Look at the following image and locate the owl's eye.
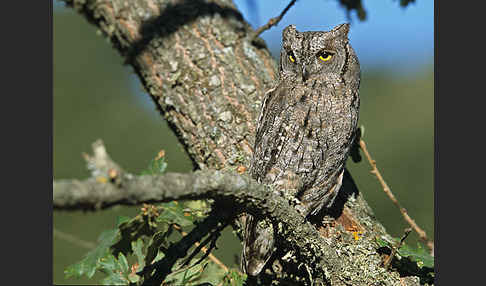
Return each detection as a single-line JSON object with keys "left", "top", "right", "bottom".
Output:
{"left": 317, "top": 51, "right": 333, "bottom": 62}
{"left": 288, "top": 51, "right": 296, "bottom": 63}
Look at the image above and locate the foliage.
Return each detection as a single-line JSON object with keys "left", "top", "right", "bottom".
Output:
{"left": 64, "top": 216, "right": 130, "bottom": 280}
{"left": 222, "top": 269, "right": 248, "bottom": 286}
{"left": 338, "top": 0, "right": 367, "bottom": 21}
{"left": 376, "top": 236, "right": 434, "bottom": 284}
{"left": 140, "top": 150, "right": 168, "bottom": 176}
{"left": 65, "top": 153, "right": 246, "bottom": 285}
{"left": 376, "top": 237, "right": 433, "bottom": 269}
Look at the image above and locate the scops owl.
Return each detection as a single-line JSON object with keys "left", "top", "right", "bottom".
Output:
{"left": 243, "top": 23, "right": 360, "bottom": 276}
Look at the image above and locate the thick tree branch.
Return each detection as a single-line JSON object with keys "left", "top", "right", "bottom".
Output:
{"left": 53, "top": 167, "right": 396, "bottom": 285}
{"left": 54, "top": 141, "right": 420, "bottom": 285}
{"left": 54, "top": 168, "right": 268, "bottom": 211}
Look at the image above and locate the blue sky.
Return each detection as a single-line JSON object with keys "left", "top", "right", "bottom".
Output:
{"left": 55, "top": 0, "right": 433, "bottom": 114}
{"left": 233, "top": 0, "right": 433, "bottom": 74}
{"left": 54, "top": 0, "right": 433, "bottom": 73}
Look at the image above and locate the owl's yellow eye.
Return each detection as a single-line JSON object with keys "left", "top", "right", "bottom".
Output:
{"left": 287, "top": 50, "right": 296, "bottom": 63}
{"left": 318, "top": 51, "right": 333, "bottom": 62}
{"left": 320, "top": 54, "right": 331, "bottom": 61}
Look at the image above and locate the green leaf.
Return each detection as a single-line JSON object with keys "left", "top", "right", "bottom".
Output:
{"left": 98, "top": 229, "right": 120, "bottom": 245}
{"left": 117, "top": 252, "right": 129, "bottom": 273}
{"left": 141, "top": 152, "right": 168, "bottom": 175}
{"left": 128, "top": 273, "right": 140, "bottom": 283}
{"left": 65, "top": 215, "right": 150, "bottom": 281}
{"left": 153, "top": 250, "right": 165, "bottom": 263}
{"left": 116, "top": 215, "right": 131, "bottom": 227}
{"left": 131, "top": 239, "right": 146, "bottom": 271}
{"left": 64, "top": 259, "right": 89, "bottom": 279}
{"left": 111, "top": 213, "right": 158, "bottom": 256}
{"left": 222, "top": 269, "right": 247, "bottom": 286}
{"left": 64, "top": 229, "right": 119, "bottom": 279}
{"left": 102, "top": 272, "right": 129, "bottom": 285}
{"left": 397, "top": 243, "right": 434, "bottom": 269}
{"left": 145, "top": 230, "right": 169, "bottom": 266}
{"left": 375, "top": 237, "right": 434, "bottom": 269}
{"left": 98, "top": 253, "right": 132, "bottom": 285}
{"left": 98, "top": 254, "right": 117, "bottom": 273}
{"left": 359, "top": 125, "right": 365, "bottom": 138}
{"left": 183, "top": 260, "right": 232, "bottom": 286}
{"left": 165, "top": 263, "right": 207, "bottom": 285}
{"left": 375, "top": 237, "right": 391, "bottom": 248}
{"left": 157, "top": 201, "right": 194, "bottom": 227}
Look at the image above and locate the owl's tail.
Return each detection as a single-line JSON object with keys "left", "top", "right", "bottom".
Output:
{"left": 242, "top": 214, "right": 275, "bottom": 276}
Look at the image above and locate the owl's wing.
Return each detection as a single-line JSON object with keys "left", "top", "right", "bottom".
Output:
{"left": 255, "top": 86, "right": 277, "bottom": 147}
{"left": 242, "top": 215, "right": 275, "bottom": 276}
{"left": 251, "top": 84, "right": 315, "bottom": 184}
{"left": 301, "top": 168, "right": 344, "bottom": 215}
{"left": 298, "top": 86, "right": 360, "bottom": 215}
{"left": 251, "top": 85, "right": 290, "bottom": 181}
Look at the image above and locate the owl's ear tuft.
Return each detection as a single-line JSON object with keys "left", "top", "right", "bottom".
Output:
{"left": 331, "top": 23, "right": 350, "bottom": 38}
{"left": 283, "top": 25, "right": 297, "bottom": 39}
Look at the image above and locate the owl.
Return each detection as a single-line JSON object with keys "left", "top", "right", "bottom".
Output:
{"left": 242, "top": 23, "right": 360, "bottom": 276}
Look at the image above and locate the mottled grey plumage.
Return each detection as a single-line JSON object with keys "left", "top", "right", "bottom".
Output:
{"left": 242, "top": 23, "right": 361, "bottom": 276}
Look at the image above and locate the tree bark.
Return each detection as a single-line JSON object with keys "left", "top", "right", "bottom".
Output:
{"left": 57, "top": 0, "right": 429, "bottom": 285}
{"left": 67, "top": 0, "right": 276, "bottom": 170}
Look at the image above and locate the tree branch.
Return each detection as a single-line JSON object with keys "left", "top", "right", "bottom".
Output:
{"left": 54, "top": 168, "right": 269, "bottom": 211}
{"left": 54, "top": 140, "right": 421, "bottom": 285}
{"left": 54, "top": 168, "right": 377, "bottom": 285}
{"left": 251, "top": 0, "right": 297, "bottom": 42}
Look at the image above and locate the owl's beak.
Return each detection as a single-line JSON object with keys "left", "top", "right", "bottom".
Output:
{"left": 302, "top": 64, "right": 310, "bottom": 82}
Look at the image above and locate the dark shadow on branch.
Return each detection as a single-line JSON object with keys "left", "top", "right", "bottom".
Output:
{"left": 330, "top": 167, "right": 360, "bottom": 217}
{"left": 376, "top": 246, "right": 434, "bottom": 285}
{"left": 63, "top": 0, "right": 248, "bottom": 64}
{"left": 123, "top": 0, "right": 246, "bottom": 64}
{"left": 308, "top": 167, "right": 360, "bottom": 226}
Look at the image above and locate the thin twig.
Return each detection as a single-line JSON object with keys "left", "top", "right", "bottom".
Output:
{"left": 173, "top": 224, "right": 229, "bottom": 273}
{"left": 165, "top": 260, "right": 202, "bottom": 278}
{"left": 251, "top": 0, "right": 297, "bottom": 42}
{"left": 53, "top": 227, "right": 96, "bottom": 250}
{"left": 383, "top": 227, "right": 412, "bottom": 269}
{"left": 175, "top": 222, "right": 246, "bottom": 286}
{"left": 140, "top": 208, "right": 234, "bottom": 286}
{"left": 359, "top": 139, "right": 434, "bottom": 255}
{"left": 398, "top": 228, "right": 412, "bottom": 249}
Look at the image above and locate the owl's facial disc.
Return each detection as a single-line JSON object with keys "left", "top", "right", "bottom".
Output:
{"left": 280, "top": 24, "right": 351, "bottom": 82}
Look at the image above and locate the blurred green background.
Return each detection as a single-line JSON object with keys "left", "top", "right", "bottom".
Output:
{"left": 53, "top": 3, "right": 433, "bottom": 285}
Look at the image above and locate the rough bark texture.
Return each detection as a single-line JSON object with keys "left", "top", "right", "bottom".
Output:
{"left": 68, "top": 0, "right": 276, "bottom": 170}
{"left": 58, "top": 0, "right": 430, "bottom": 285}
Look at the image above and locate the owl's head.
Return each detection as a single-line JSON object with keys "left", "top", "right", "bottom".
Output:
{"left": 279, "top": 23, "right": 357, "bottom": 83}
